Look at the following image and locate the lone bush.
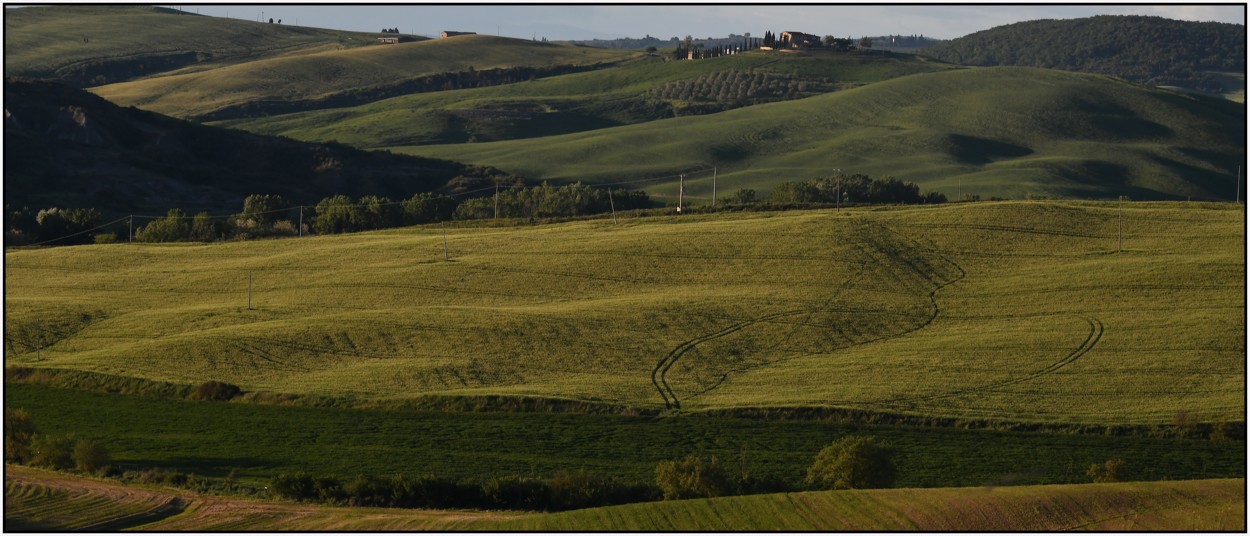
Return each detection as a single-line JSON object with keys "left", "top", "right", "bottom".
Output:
{"left": 271, "top": 471, "right": 318, "bottom": 501}
{"left": 73, "top": 439, "right": 111, "bottom": 474}
{"left": 805, "top": 435, "right": 896, "bottom": 490}
{"left": 1087, "top": 458, "right": 1125, "bottom": 483}
{"left": 655, "top": 455, "right": 732, "bottom": 500}
{"left": 30, "top": 435, "right": 77, "bottom": 470}
{"left": 481, "top": 475, "right": 550, "bottom": 510}
{"left": 195, "top": 380, "right": 242, "bottom": 401}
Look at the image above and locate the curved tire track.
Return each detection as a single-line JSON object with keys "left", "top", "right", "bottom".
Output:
{"left": 876, "top": 314, "right": 1104, "bottom": 406}
{"left": 651, "top": 218, "right": 966, "bottom": 409}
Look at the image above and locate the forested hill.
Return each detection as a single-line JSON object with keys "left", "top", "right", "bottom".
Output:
{"left": 922, "top": 15, "right": 1245, "bottom": 95}
{"left": 2, "top": 78, "right": 471, "bottom": 217}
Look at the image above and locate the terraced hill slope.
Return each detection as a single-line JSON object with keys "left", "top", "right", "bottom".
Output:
{"left": 4, "top": 5, "right": 385, "bottom": 87}
{"left": 5, "top": 202, "right": 1242, "bottom": 425}
{"left": 5, "top": 466, "right": 1243, "bottom": 531}
{"left": 90, "top": 35, "right": 641, "bottom": 121}
{"left": 395, "top": 67, "right": 1245, "bottom": 201}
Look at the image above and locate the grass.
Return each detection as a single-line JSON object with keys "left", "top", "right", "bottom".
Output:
{"left": 504, "top": 478, "right": 1245, "bottom": 531}
{"left": 6, "top": 201, "right": 1243, "bottom": 425}
{"left": 90, "top": 34, "right": 640, "bottom": 120}
{"left": 4, "top": 5, "right": 382, "bottom": 85}
{"left": 392, "top": 67, "right": 1245, "bottom": 201}
{"left": 8, "top": 381, "right": 1243, "bottom": 490}
{"left": 212, "top": 50, "right": 957, "bottom": 147}
{"left": 5, "top": 466, "right": 1243, "bottom": 531}
{"left": 4, "top": 471, "right": 184, "bottom": 531}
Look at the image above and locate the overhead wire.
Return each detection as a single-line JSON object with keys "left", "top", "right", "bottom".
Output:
{"left": 20, "top": 169, "right": 720, "bottom": 245}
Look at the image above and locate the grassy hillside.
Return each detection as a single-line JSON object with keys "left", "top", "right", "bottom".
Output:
{"left": 5, "top": 466, "right": 1243, "bottom": 531}
{"left": 393, "top": 67, "right": 1245, "bottom": 201}
{"left": 216, "top": 50, "right": 957, "bottom": 147}
{"left": 4, "top": 5, "right": 384, "bottom": 87}
{"left": 90, "top": 35, "right": 640, "bottom": 121}
{"left": 5, "top": 202, "right": 1243, "bottom": 425}
{"left": 921, "top": 15, "right": 1246, "bottom": 98}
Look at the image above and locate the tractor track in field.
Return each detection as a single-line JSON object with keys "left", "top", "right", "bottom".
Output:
{"left": 651, "top": 218, "right": 966, "bottom": 410}
{"left": 875, "top": 314, "right": 1104, "bottom": 406}
{"left": 683, "top": 221, "right": 970, "bottom": 403}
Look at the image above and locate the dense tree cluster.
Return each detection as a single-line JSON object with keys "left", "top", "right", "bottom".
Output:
{"left": 770, "top": 173, "right": 946, "bottom": 205}
{"left": 5, "top": 408, "right": 111, "bottom": 475}
{"left": 453, "top": 182, "right": 649, "bottom": 221}
{"left": 4, "top": 206, "right": 101, "bottom": 245}
{"left": 921, "top": 15, "right": 1245, "bottom": 93}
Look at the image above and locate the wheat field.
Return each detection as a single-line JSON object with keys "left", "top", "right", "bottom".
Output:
{"left": 5, "top": 201, "right": 1243, "bottom": 425}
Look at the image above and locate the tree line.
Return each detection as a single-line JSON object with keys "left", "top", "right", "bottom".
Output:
{"left": 6, "top": 173, "right": 947, "bottom": 246}
{"left": 4, "top": 182, "right": 653, "bottom": 245}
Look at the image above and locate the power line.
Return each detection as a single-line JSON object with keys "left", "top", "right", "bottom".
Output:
{"left": 24, "top": 216, "right": 130, "bottom": 247}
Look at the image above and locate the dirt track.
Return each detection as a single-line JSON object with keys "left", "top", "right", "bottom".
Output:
{"left": 5, "top": 465, "right": 524, "bottom": 531}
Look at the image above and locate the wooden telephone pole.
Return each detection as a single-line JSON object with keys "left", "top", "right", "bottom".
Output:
{"left": 678, "top": 174, "right": 685, "bottom": 213}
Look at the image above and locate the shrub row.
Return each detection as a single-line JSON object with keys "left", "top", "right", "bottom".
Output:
{"left": 269, "top": 470, "right": 657, "bottom": 511}
{"left": 5, "top": 408, "right": 111, "bottom": 475}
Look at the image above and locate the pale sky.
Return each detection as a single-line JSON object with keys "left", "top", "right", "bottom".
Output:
{"left": 178, "top": 3, "right": 1246, "bottom": 41}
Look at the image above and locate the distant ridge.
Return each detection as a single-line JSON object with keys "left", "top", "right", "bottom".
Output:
{"left": 3, "top": 78, "right": 469, "bottom": 216}
{"left": 922, "top": 15, "right": 1245, "bottom": 97}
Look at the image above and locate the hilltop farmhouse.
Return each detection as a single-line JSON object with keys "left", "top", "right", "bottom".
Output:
{"left": 778, "top": 31, "right": 822, "bottom": 48}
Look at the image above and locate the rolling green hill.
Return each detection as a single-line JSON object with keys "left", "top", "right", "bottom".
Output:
{"left": 3, "top": 5, "right": 386, "bottom": 87}
{"left": 215, "top": 50, "right": 958, "bottom": 147}
{"left": 5, "top": 466, "right": 1243, "bottom": 531}
{"left": 393, "top": 67, "right": 1245, "bottom": 201}
{"left": 5, "top": 202, "right": 1243, "bottom": 425}
{"left": 921, "top": 15, "right": 1246, "bottom": 99}
{"left": 90, "top": 34, "right": 641, "bottom": 121}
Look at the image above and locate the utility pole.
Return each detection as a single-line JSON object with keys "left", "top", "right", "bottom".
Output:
{"left": 608, "top": 188, "right": 618, "bottom": 224}
{"left": 1118, "top": 202, "right": 1123, "bottom": 252}
{"left": 494, "top": 182, "right": 499, "bottom": 219}
{"left": 834, "top": 169, "right": 842, "bottom": 212}
{"left": 128, "top": 215, "right": 133, "bottom": 243}
{"left": 678, "top": 174, "right": 685, "bottom": 213}
{"left": 298, "top": 207, "right": 303, "bottom": 237}
{"left": 248, "top": 271, "right": 253, "bottom": 309}
{"left": 441, "top": 221, "right": 450, "bottom": 261}
{"left": 712, "top": 167, "right": 718, "bottom": 208}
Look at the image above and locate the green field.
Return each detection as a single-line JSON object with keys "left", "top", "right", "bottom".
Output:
{"left": 6, "top": 202, "right": 1244, "bottom": 425}
{"left": 8, "top": 381, "right": 1242, "bottom": 490}
{"left": 4, "top": 5, "right": 382, "bottom": 86}
{"left": 5, "top": 466, "right": 1243, "bottom": 531}
{"left": 393, "top": 67, "right": 1245, "bottom": 201}
{"left": 212, "top": 50, "right": 957, "bottom": 147}
{"left": 90, "top": 35, "right": 639, "bottom": 120}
